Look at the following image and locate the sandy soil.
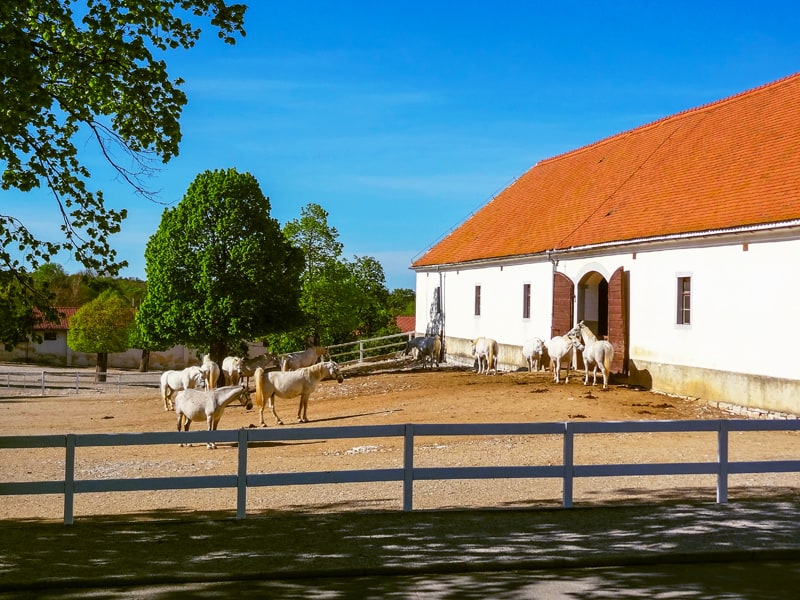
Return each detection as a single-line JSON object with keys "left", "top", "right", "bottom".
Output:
{"left": 1, "top": 360, "right": 798, "bottom": 521}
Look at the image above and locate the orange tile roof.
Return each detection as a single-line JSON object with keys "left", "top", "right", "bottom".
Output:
{"left": 413, "top": 73, "right": 800, "bottom": 268}
{"left": 395, "top": 315, "right": 416, "bottom": 333}
{"left": 33, "top": 307, "right": 78, "bottom": 330}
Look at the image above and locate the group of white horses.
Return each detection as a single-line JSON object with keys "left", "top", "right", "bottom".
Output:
{"left": 160, "top": 345, "right": 343, "bottom": 448}
{"left": 473, "top": 321, "right": 614, "bottom": 389}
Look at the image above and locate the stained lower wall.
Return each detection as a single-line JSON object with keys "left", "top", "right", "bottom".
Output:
{"left": 441, "top": 335, "right": 800, "bottom": 417}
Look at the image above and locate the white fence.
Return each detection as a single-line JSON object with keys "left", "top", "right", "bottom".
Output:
{"left": 2, "top": 419, "right": 798, "bottom": 524}
{"left": 0, "top": 368, "right": 161, "bottom": 395}
{"left": 327, "top": 332, "right": 413, "bottom": 364}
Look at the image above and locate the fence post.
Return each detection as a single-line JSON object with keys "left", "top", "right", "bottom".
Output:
{"left": 64, "top": 434, "right": 76, "bottom": 525}
{"left": 75, "top": 373, "right": 80, "bottom": 394}
{"left": 237, "top": 428, "right": 248, "bottom": 519}
{"left": 41, "top": 371, "right": 45, "bottom": 395}
{"left": 717, "top": 420, "right": 729, "bottom": 504}
{"left": 359, "top": 341, "right": 365, "bottom": 362}
{"left": 563, "top": 422, "right": 575, "bottom": 508}
{"left": 402, "top": 424, "right": 414, "bottom": 511}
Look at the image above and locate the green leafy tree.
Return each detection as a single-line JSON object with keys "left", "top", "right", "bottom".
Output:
{"left": 388, "top": 288, "right": 416, "bottom": 317}
{"left": 136, "top": 168, "right": 304, "bottom": 369}
{"left": 269, "top": 203, "right": 392, "bottom": 353}
{"left": 67, "top": 289, "right": 134, "bottom": 381}
{"left": 0, "top": 1, "right": 246, "bottom": 342}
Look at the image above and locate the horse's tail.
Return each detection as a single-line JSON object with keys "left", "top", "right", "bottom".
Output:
{"left": 488, "top": 340, "right": 496, "bottom": 373}
{"left": 254, "top": 367, "right": 265, "bottom": 407}
{"left": 603, "top": 343, "right": 614, "bottom": 374}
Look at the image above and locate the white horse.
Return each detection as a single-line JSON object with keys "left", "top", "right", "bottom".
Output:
{"left": 522, "top": 337, "right": 545, "bottom": 372}
{"left": 471, "top": 337, "right": 498, "bottom": 375}
{"left": 280, "top": 346, "right": 329, "bottom": 371}
{"left": 575, "top": 320, "right": 615, "bottom": 389}
{"left": 174, "top": 385, "right": 252, "bottom": 449}
{"left": 544, "top": 332, "right": 580, "bottom": 384}
{"left": 254, "top": 360, "right": 343, "bottom": 426}
{"left": 238, "top": 353, "right": 280, "bottom": 388}
{"left": 200, "top": 354, "right": 220, "bottom": 390}
{"left": 221, "top": 356, "right": 242, "bottom": 386}
{"left": 159, "top": 366, "right": 205, "bottom": 411}
{"left": 403, "top": 335, "right": 441, "bottom": 369}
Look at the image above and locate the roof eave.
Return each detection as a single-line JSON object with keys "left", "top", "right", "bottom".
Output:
{"left": 410, "top": 220, "right": 800, "bottom": 272}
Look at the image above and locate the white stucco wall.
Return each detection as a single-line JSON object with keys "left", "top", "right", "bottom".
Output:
{"left": 414, "top": 235, "right": 800, "bottom": 413}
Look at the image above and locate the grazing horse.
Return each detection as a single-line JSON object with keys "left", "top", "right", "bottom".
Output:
{"left": 403, "top": 335, "right": 441, "bottom": 369}
{"left": 575, "top": 320, "right": 615, "bottom": 389}
{"left": 254, "top": 360, "right": 343, "bottom": 426}
{"left": 221, "top": 356, "right": 243, "bottom": 386}
{"left": 471, "top": 337, "right": 498, "bottom": 375}
{"left": 174, "top": 385, "right": 252, "bottom": 449}
{"left": 200, "top": 354, "right": 220, "bottom": 389}
{"left": 522, "top": 338, "right": 545, "bottom": 372}
{"left": 159, "top": 366, "right": 205, "bottom": 411}
{"left": 280, "top": 346, "right": 329, "bottom": 371}
{"left": 544, "top": 332, "right": 580, "bottom": 384}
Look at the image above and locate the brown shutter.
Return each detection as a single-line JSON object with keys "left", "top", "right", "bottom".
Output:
{"left": 551, "top": 272, "right": 574, "bottom": 338}
{"left": 608, "top": 266, "right": 628, "bottom": 375}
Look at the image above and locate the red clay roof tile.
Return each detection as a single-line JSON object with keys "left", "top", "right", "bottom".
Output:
{"left": 413, "top": 73, "right": 800, "bottom": 267}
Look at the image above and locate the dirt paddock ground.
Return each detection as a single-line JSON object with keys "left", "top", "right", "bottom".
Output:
{"left": 1, "top": 361, "right": 798, "bottom": 522}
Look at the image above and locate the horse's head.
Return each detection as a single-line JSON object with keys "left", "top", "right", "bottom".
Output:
{"left": 239, "top": 386, "right": 253, "bottom": 410}
{"left": 325, "top": 361, "right": 344, "bottom": 383}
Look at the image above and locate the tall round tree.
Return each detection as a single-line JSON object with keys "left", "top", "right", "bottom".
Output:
{"left": 67, "top": 289, "right": 134, "bottom": 381}
{"left": 136, "top": 169, "right": 303, "bottom": 370}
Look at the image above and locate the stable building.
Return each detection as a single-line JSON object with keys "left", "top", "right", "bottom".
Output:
{"left": 410, "top": 73, "right": 800, "bottom": 416}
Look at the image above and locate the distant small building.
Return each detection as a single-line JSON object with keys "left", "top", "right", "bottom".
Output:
{"left": 0, "top": 307, "right": 196, "bottom": 370}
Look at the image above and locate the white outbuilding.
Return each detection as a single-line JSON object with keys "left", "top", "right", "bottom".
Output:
{"left": 411, "top": 73, "right": 800, "bottom": 416}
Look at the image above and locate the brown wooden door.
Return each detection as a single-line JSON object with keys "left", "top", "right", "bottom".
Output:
{"left": 551, "top": 272, "right": 574, "bottom": 338}
{"left": 608, "top": 266, "right": 628, "bottom": 375}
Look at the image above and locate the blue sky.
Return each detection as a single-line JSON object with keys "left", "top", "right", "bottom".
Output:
{"left": 9, "top": 1, "right": 800, "bottom": 290}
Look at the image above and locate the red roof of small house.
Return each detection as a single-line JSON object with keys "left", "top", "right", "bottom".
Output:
{"left": 395, "top": 315, "right": 416, "bottom": 333}
{"left": 413, "top": 73, "right": 800, "bottom": 268}
{"left": 33, "top": 307, "right": 78, "bottom": 331}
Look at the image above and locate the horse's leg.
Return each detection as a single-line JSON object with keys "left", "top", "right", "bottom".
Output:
{"left": 206, "top": 415, "right": 216, "bottom": 449}
{"left": 297, "top": 392, "right": 309, "bottom": 423}
{"left": 269, "top": 393, "right": 284, "bottom": 425}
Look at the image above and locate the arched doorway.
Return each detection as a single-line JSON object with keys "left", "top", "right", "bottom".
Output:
{"left": 576, "top": 271, "right": 609, "bottom": 339}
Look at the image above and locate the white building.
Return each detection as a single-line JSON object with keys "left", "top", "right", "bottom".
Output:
{"left": 411, "top": 73, "right": 800, "bottom": 416}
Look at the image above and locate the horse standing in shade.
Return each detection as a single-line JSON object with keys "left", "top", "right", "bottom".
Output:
{"left": 544, "top": 331, "right": 581, "bottom": 384}
{"left": 522, "top": 337, "right": 545, "bottom": 372}
{"left": 238, "top": 353, "right": 280, "bottom": 388}
{"left": 280, "top": 346, "right": 328, "bottom": 371}
{"left": 221, "top": 356, "right": 243, "bottom": 386}
{"left": 574, "top": 320, "right": 615, "bottom": 390}
{"left": 471, "top": 337, "right": 498, "bottom": 375}
{"left": 254, "top": 360, "right": 343, "bottom": 426}
{"left": 200, "top": 354, "right": 220, "bottom": 389}
{"left": 159, "top": 366, "right": 205, "bottom": 411}
{"left": 403, "top": 335, "right": 441, "bottom": 369}
{"left": 174, "top": 385, "right": 252, "bottom": 449}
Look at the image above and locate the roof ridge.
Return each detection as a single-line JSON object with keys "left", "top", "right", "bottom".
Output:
{"left": 538, "top": 71, "right": 800, "bottom": 167}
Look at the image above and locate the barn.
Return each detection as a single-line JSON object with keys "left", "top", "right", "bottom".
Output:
{"left": 410, "top": 72, "right": 800, "bottom": 416}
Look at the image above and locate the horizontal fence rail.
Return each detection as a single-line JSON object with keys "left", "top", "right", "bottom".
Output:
{"left": 1, "top": 419, "right": 799, "bottom": 524}
{"left": 0, "top": 369, "right": 161, "bottom": 396}
{"left": 327, "top": 332, "right": 413, "bottom": 364}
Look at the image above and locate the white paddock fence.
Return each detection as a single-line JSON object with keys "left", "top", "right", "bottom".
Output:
{"left": 0, "top": 368, "right": 160, "bottom": 395}
{"left": 1, "top": 419, "right": 798, "bottom": 524}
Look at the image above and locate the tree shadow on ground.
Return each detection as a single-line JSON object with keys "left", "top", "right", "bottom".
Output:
{"left": 2, "top": 495, "right": 800, "bottom": 598}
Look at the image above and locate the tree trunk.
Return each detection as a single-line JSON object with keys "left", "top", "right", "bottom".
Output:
{"left": 139, "top": 350, "right": 150, "bottom": 372}
{"left": 209, "top": 340, "right": 228, "bottom": 388}
{"left": 95, "top": 353, "right": 108, "bottom": 383}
